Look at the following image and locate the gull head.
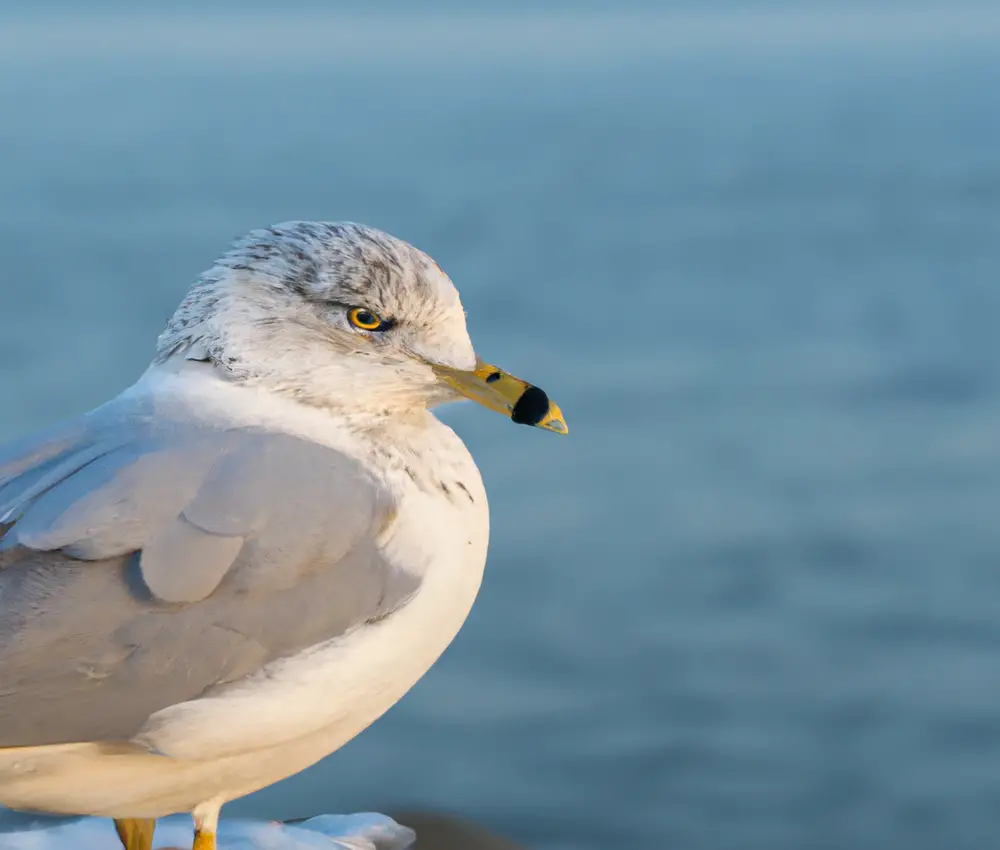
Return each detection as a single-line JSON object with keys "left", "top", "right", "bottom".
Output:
{"left": 156, "top": 221, "right": 566, "bottom": 433}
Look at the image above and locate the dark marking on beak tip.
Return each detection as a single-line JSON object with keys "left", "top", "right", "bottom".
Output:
{"left": 485, "top": 371, "right": 502, "bottom": 384}
{"left": 511, "top": 385, "right": 551, "bottom": 426}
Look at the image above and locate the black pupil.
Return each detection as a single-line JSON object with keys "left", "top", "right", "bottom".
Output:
{"left": 357, "top": 310, "right": 376, "bottom": 326}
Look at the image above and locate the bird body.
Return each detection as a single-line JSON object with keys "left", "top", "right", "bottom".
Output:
{"left": 0, "top": 222, "right": 564, "bottom": 849}
{"left": 0, "top": 356, "right": 489, "bottom": 819}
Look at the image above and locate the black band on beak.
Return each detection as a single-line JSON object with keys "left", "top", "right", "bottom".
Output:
{"left": 511, "top": 385, "right": 551, "bottom": 426}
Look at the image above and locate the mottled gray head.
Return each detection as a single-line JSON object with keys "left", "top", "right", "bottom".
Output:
{"left": 157, "top": 221, "right": 566, "bottom": 433}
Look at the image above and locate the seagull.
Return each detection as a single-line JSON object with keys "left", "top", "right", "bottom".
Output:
{"left": 0, "top": 222, "right": 566, "bottom": 850}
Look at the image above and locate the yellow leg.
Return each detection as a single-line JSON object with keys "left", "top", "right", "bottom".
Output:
{"left": 113, "top": 818, "right": 156, "bottom": 850}
{"left": 192, "top": 827, "right": 216, "bottom": 850}
{"left": 192, "top": 799, "right": 223, "bottom": 850}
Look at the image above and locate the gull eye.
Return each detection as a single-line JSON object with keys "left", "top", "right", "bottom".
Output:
{"left": 347, "top": 307, "right": 391, "bottom": 332}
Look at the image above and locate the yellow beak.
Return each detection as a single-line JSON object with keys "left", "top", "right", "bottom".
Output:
{"left": 435, "top": 358, "right": 568, "bottom": 434}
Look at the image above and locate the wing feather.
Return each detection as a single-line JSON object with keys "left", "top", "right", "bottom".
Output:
{"left": 0, "top": 396, "right": 416, "bottom": 749}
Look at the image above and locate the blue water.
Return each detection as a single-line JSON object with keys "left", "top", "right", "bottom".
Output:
{"left": 1, "top": 6, "right": 1000, "bottom": 849}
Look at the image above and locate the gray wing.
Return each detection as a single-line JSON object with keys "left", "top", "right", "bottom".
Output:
{"left": 0, "top": 403, "right": 416, "bottom": 748}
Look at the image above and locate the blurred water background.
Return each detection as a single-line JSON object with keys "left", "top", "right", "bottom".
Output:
{"left": 1, "top": 3, "right": 1000, "bottom": 849}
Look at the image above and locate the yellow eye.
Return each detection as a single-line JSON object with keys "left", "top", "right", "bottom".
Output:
{"left": 347, "top": 307, "right": 387, "bottom": 331}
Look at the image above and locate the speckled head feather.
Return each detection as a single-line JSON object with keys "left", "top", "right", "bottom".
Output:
{"left": 155, "top": 222, "right": 476, "bottom": 417}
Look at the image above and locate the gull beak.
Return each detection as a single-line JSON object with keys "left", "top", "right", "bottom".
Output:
{"left": 434, "top": 358, "right": 568, "bottom": 434}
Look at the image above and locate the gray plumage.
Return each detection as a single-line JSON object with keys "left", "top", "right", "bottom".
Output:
{"left": 0, "top": 376, "right": 419, "bottom": 748}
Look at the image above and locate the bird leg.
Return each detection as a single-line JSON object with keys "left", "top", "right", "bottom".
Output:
{"left": 192, "top": 827, "right": 216, "bottom": 850}
{"left": 114, "top": 818, "right": 156, "bottom": 850}
{"left": 192, "top": 800, "right": 222, "bottom": 850}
